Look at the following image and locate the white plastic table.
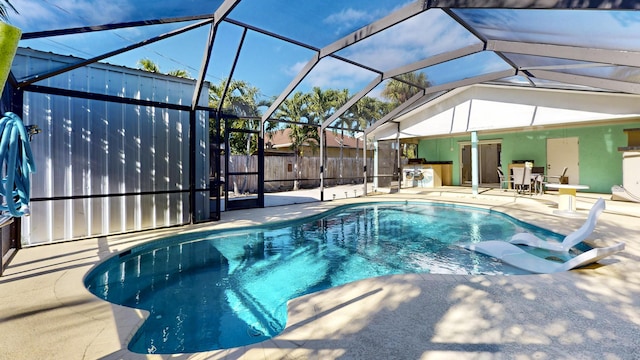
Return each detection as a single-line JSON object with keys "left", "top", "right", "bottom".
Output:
{"left": 545, "top": 183, "right": 590, "bottom": 216}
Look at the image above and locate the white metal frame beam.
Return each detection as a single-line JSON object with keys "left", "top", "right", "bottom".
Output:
{"left": 320, "top": 44, "right": 487, "bottom": 131}
{"left": 487, "top": 40, "right": 640, "bottom": 68}
{"left": 366, "top": 69, "right": 516, "bottom": 137}
{"left": 426, "top": 0, "right": 640, "bottom": 9}
{"left": 262, "top": 1, "right": 431, "bottom": 125}
{"left": 191, "top": 0, "right": 241, "bottom": 110}
{"left": 320, "top": 0, "right": 430, "bottom": 57}
{"left": 384, "top": 43, "right": 486, "bottom": 79}
{"left": 527, "top": 69, "right": 640, "bottom": 95}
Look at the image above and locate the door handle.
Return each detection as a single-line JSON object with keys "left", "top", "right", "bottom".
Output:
{"left": 547, "top": 164, "right": 551, "bottom": 169}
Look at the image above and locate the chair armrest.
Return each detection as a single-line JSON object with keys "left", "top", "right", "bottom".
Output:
{"left": 546, "top": 175, "right": 562, "bottom": 183}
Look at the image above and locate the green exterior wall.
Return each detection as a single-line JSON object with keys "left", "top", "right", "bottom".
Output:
{"left": 417, "top": 121, "right": 640, "bottom": 193}
{"left": 417, "top": 136, "right": 464, "bottom": 185}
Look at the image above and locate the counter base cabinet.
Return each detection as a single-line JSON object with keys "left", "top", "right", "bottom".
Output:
{"left": 402, "top": 164, "right": 452, "bottom": 188}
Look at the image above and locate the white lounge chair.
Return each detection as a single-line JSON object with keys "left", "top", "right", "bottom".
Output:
{"left": 462, "top": 240, "right": 625, "bottom": 274}
{"left": 508, "top": 198, "right": 606, "bottom": 252}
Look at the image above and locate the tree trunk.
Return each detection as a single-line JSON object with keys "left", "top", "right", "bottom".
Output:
{"left": 293, "top": 153, "right": 300, "bottom": 191}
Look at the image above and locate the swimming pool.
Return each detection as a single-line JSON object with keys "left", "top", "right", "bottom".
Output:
{"left": 84, "top": 201, "right": 583, "bottom": 354}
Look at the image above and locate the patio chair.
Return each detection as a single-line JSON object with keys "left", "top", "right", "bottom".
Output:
{"left": 497, "top": 167, "right": 512, "bottom": 191}
{"left": 531, "top": 167, "right": 546, "bottom": 194}
{"left": 547, "top": 166, "right": 568, "bottom": 184}
{"left": 511, "top": 166, "right": 533, "bottom": 195}
{"left": 530, "top": 174, "right": 545, "bottom": 195}
{"left": 461, "top": 240, "right": 624, "bottom": 274}
{"left": 509, "top": 198, "right": 606, "bottom": 251}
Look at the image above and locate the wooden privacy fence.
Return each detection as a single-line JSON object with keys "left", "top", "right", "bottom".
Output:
{"left": 225, "top": 155, "right": 382, "bottom": 193}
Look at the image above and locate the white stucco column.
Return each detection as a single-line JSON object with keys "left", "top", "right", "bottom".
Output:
{"left": 363, "top": 134, "right": 367, "bottom": 196}
{"left": 471, "top": 131, "right": 479, "bottom": 196}
{"left": 396, "top": 128, "right": 401, "bottom": 191}
{"left": 373, "top": 140, "right": 379, "bottom": 190}
{"left": 319, "top": 130, "right": 324, "bottom": 201}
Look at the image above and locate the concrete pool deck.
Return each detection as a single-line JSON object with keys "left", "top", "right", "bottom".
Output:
{"left": 1, "top": 187, "right": 639, "bottom": 359}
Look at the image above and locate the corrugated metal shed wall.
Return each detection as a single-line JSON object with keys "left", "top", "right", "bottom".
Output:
{"left": 13, "top": 49, "right": 209, "bottom": 245}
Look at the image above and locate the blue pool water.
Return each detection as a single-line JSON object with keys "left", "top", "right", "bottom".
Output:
{"left": 84, "top": 201, "right": 583, "bottom": 354}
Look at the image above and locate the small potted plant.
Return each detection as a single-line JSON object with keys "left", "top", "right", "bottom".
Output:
{"left": 0, "top": 0, "right": 20, "bottom": 96}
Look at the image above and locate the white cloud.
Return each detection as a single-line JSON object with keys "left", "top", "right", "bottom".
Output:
{"left": 286, "top": 61, "right": 306, "bottom": 77}
{"left": 324, "top": 8, "right": 371, "bottom": 27}
{"left": 323, "top": 1, "right": 413, "bottom": 38}
{"left": 286, "top": 57, "right": 378, "bottom": 93}
{"left": 339, "top": 10, "right": 479, "bottom": 71}
{"left": 282, "top": 9, "right": 479, "bottom": 95}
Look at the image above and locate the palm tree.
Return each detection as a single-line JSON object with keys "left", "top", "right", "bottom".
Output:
{"left": 137, "top": 58, "right": 160, "bottom": 73}
{"left": 314, "top": 88, "right": 350, "bottom": 184}
{"left": 274, "top": 91, "right": 318, "bottom": 191}
{"left": 209, "top": 79, "right": 269, "bottom": 194}
{"left": 349, "top": 95, "right": 387, "bottom": 167}
{"left": 352, "top": 96, "right": 386, "bottom": 130}
{"left": 209, "top": 79, "right": 269, "bottom": 154}
{"left": 307, "top": 87, "right": 340, "bottom": 124}
{"left": 0, "top": 0, "right": 17, "bottom": 21}
{"left": 167, "top": 69, "right": 190, "bottom": 78}
{"left": 378, "top": 73, "right": 430, "bottom": 181}
{"left": 381, "top": 72, "right": 430, "bottom": 105}
{"left": 137, "top": 58, "right": 190, "bottom": 79}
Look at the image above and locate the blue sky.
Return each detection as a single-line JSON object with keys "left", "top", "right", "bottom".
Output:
{"left": 11, "top": 0, "right": 496, "bottom": 103}
{"left": 12, "top": 0, "right": 414, "bottom": 101}
{"left": 12, "top": 1, "right": 638, "bottom": 105}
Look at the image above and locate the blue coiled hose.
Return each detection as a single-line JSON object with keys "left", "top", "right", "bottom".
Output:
{"left": 0, "top": 112, "right": 36, "bottom": 217}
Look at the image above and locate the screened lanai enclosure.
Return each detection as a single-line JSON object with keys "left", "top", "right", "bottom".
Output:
{"left": 2, "top": 0, "right": 640, "bottom": 252}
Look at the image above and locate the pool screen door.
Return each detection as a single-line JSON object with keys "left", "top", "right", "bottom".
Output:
{"left": 224, "top": 118, "right": 264, "bottom": 210}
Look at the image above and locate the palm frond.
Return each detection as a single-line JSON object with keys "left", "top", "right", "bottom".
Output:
{"left": 0, "top": 1, "right": 18, "bottom": 22}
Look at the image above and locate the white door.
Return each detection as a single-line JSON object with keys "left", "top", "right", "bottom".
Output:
{"left": 547, "top": 137, "right": 579, "bottom": 184}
